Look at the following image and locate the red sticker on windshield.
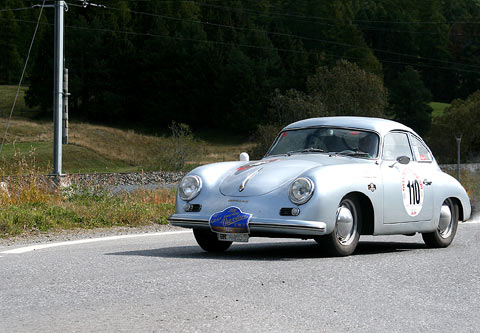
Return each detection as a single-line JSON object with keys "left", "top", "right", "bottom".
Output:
{"left": 350, "top": 131, "right": 359, "bottom": 135}
{"left": 281, "top": 132, "right": 288, "bottom": 137}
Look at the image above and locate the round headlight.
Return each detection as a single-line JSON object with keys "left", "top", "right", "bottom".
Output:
{"left": 289, "top": 177, "right": 314, "bottom": 205}
{"left": 178, "top": 175, "right": 202, "bottom": 201}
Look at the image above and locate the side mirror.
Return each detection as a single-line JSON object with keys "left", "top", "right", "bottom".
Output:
{"left": 397, "top": 156, "right": 410, "bottom": 165}
{"left": 239, "top": 152, "right": 249, "bottom": 162}
{"left": 388, "top": 155, "right": 410, "bottom": 168}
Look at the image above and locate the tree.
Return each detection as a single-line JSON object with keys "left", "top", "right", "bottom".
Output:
{"left": 251, "top": 60, "right": 388, "bottom": 158}
{"left": 388, "top": 66, "right": 433, "bottom": 135}
{"left": 0, "top": 7, "right": 23, "bottom": 84}
{"left": 306, "top": 60, "right": 388, "bottom": 118}
{"left": 269, "top": 89, "right": 324, "bottom": 126}
{"left": 427, "top": 90, "right": 480, "bottom": 163}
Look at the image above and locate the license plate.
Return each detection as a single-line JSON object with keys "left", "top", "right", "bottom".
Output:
{"left": 217, "top": 233, "right": 249, "bottom": 242}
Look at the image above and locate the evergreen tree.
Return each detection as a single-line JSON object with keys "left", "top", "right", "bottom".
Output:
{"left": 0, "top": 7, "right": 23, "bottom": 84}
{"left": 389, "top": 66, "right": 433, "bottom": 135}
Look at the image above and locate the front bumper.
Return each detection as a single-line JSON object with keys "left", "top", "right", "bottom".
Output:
{"left": 168, "top": 214, "right": 327, "bottom": 238}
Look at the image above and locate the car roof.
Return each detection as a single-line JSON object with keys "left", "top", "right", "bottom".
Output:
{"left": 283, "top": 116, "right": 419, "bottom": 138}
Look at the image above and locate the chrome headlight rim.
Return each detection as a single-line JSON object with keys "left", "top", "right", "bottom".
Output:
{"left": 178, "top": 175, "right": 203, "bottom": 201}
{"left": 288, "top": 177, "right": 315, "bottom": 205}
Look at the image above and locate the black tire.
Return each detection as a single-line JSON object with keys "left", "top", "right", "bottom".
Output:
{"left": 315, "top": 195, "right": 362, "bottom": 256}
{"left": 193, "top": 229, "right": 232, "bottom": 252}
{"left": 422, "top": 198, "right": 459, "bottom": 248}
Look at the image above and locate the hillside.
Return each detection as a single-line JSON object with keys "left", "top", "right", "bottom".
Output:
{"left": 0, "top": 118, "right": 253, "bottom": 175}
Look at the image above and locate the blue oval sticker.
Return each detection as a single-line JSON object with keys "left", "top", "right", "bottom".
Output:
{"left": 209, "top": 206, "right": 252, "bottom": 234}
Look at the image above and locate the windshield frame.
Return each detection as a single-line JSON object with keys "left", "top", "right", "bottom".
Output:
{"left": 265, "top": 125, "right": 381, "bottom": 160}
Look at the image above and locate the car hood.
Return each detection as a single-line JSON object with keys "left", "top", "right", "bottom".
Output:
{"left": 219, "top": 154, "right": 357, "bottom": 197}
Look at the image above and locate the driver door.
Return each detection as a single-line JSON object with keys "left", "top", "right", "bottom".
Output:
{"left": 381, "top": 132, "right": 433, "bottom": 223}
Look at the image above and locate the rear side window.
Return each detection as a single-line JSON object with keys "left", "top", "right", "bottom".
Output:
{"left": 410, "top": 136, "right": 432, "bottom": 162}
{"left": 382, "top": 132, "right": 412, "bottom": 161}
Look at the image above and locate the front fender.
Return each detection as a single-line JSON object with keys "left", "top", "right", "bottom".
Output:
{"left": 299, "top": 162, "right": 382, "bottom": 234}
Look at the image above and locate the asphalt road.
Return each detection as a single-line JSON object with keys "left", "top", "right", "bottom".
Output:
{"left": 1, "top": 220, "right": 479, "bottom": 332}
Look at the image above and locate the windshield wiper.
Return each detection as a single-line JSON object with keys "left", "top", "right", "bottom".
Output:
{"left": 287, "top": 148, "right": 325, "bottom": 156}
{"left": 337, "top": 150, "right": 371, "bottom": 158}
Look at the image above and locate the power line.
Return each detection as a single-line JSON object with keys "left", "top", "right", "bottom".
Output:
{"left": 67, "top": 0, "right": 480, "bottom": 24}
{"left": 82, "top": 3, "right": 479, "bottom": 70}
{"left": 16, "top": 0, "right": 471, "bottom": 36}
{"left": 61, "top": 21, "right": 480, "bottom": 75}
{"left": 0, "top": 6, "right": 39, "bottom": 12}
{"left": 16, "top": 1, "right": 468, "bottom": 36}
{"left": 0, "top": 1, "right": 46, "bottom": 154}
{"left": 2, "top": 13, "right": 479, "bottom": 75}
{"left": 74, "top": 1, "right": 468, "bottom": 36}
{"left": 188, "top": 1, "right": 480, "bottom": 25}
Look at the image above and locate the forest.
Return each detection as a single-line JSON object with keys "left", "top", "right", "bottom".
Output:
{"left": 0, "top": 0, "right": 479, "bottom": 161}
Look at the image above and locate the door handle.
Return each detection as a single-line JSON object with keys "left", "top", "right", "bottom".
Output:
{"left": 423, "top": 179, "right": 432, "bottom": 186}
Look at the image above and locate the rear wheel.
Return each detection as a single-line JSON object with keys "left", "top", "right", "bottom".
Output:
{"left": 193, "top": 229, "right": 232, "bottom": 252}
{"left": 315, "top": 195, "right": 362, "bottom": 256}
{"left": 422, "top": 198, "right": 459, "bottom": 248}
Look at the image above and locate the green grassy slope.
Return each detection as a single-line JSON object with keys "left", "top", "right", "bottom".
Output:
{"left": 1, "top": 142, "right": 135, "bottom": 174}
{"left": 430, "top": 102, "right": 450, "bottom": 118}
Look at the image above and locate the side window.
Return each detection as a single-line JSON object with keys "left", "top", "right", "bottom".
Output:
{"left": 382, "top": 132, "right": 413, "bottom": 161}
{"left": 410, "top": 136, "right": 432, "bottom": 162}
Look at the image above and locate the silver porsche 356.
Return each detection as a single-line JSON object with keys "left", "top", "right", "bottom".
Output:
{"left": 168, "top": 117, "right": 471, "bottom": 256}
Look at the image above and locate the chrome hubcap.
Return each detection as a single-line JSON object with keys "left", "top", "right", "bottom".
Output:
{"left": 438, "top": 202, "right": 453, "bottom": 239}
{"left": 335, "top": 199, "right": 356, "bottom": 245}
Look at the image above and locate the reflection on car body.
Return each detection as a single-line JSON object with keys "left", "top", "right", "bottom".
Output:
{"left": 169, "top": 116, "right": 471, "bottom": 256}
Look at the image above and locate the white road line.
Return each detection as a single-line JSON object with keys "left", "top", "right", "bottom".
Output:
{"left": 0, "top": 230, "right": 191, "bottom": 254}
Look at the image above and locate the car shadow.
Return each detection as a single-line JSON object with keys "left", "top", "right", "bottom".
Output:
{"left": 106, "top": 240, "right": 427, "bottom": 261}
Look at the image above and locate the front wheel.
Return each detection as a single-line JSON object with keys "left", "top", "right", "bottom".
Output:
{"left": 315, "top": 195, "right": 362, "bottom": 256}
{"left": 422, "top": 198, "right": 459, "bottom": 248}
{"left": 193, "top": 229, "right": 232, "bottom": 252}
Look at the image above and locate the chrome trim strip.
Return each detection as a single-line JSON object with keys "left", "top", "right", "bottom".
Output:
{"left": 239, "top": 167, "right": 263, "bottom": 192}
{"left": 168, "top": 216, "right": 326, "bottom": 234}
{"left": 249, "top": 222, "right": 325, "bottom": 232}
{"left": 168, "top": 217, "right": 209, "bottom": 226}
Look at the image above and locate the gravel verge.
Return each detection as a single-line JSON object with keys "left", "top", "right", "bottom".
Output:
{"left": 1, "top": 171, "right": 186, "bottom": 191}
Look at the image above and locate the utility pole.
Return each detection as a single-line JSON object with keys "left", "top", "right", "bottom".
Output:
{"left": 53, "top": 0, "right": 65, "bottom": 176}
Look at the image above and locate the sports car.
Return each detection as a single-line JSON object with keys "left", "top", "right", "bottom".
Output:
{"left": 168, "top": 116, "right": 471, "bottom": 256}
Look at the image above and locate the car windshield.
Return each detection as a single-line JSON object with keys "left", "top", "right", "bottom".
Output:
{"left": 266, "top": 127, "right": 379, "bottom": 159}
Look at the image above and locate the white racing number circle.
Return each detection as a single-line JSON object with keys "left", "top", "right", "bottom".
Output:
{"left": 401, "top": 168, "right": 424, "bottom": 217}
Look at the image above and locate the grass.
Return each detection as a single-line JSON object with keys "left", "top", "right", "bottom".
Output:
{"left": 0, "top": 187, "right": 176, "bottom": 237}
{"left": 430, "top": 102, "right": 450, "bottom": 118}
{"left": 0, "top": 153, "right": 175, "bottom": 237}
{"left": 443, "top": 169, "right": 479, "bottom": 209}
{"left": 0, "top": 118, "right": 254, "bottom": 174}
{"left": 0, "top": 152, "right": 176, "bottom": 237}
{"left": 0, "top": 85, "right": 39, "bottom": 117}
{"left": 0, "top": 84, "right": 255, "bottom": 173}
{"left": 458, "top": 171, "right": 479, "bottom": 206}
{"left": 0, "top": 85, "right": 255, "bottom": 237}
{"left": 0, "top": 142, "right": 135, "bottom": 174}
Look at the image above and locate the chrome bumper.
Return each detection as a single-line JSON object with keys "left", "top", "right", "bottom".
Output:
{"left": 168, "top": 215, "right": 327, "bottom": 237}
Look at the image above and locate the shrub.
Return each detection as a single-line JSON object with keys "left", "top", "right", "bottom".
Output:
{"left": 249, "top": 124, "right": 282, "bottom": 160}
{"left": 427, "top": 90, "right": 480, "bottom": 163}
{"left": 158, "top": 121, "right": 196, "bottom": 171}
